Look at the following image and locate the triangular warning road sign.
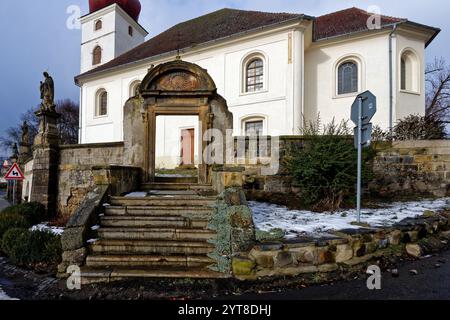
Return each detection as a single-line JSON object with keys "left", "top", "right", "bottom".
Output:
{"left": 4, "top": 163, "right": 25, "bottom": 181}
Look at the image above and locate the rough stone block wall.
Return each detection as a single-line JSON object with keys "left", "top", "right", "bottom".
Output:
{"left": 240, "top": 138, "right": 450, "bottom": 202}
{"left": 57, "top": 143, "right": 141, "bottom": 219}
{"left": 60, "top": 142, "right": 124, "bottom": 166}
{"left": 370, "top": 141, "right": 450, "bottom": 198}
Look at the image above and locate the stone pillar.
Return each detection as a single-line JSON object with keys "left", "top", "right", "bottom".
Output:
{"left": 30, "top": 109, "right": 61, "bottom": 216}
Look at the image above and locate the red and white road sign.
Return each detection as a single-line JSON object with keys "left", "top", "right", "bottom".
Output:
{"left": 4, "top": 163, "right": 25, "bottom": 181}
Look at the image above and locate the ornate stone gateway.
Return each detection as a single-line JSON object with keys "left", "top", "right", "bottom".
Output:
{"left": 123, "top": 60, "right": 233, "bottom": 184}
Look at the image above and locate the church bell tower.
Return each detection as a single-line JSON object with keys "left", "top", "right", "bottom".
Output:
{"left": 80, "top": 0, "right": 148, "bottom": 73}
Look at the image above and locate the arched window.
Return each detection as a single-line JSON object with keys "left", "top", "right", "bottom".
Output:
{"left": 129, "top": 80, "right": 141, "bottom": 98}
{"left": 338, "top": 61, "right": 358, "bottom": 95}
{"left": 245, "top": 58, "right": 264, "bottom": 93}
{"left": 92, "top": 46, "right": 102, "bottom": 66}
{"left": 401, "top": 50, "right": 420, "bottom": 92}
{"left": 96, "top": 90, "right": 108, "bottom": 117}
{"left": 95, "top": 20, "right": 102, "bottom": 31}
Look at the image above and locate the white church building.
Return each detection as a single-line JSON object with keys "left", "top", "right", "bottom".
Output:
{"left": 75, "top": 1, "right": 440, "bottom": 169}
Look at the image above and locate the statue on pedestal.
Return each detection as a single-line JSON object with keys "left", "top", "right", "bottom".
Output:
{"left": 40, "top": 72, "right": 56, "bottom": 112}
{"left": 35, "top": 71, "right": 60, "bottom": 146}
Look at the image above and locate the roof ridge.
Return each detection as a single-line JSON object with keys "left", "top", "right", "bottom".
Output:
{"left": 318, "top": 6, "right": 405, "bottom": 21}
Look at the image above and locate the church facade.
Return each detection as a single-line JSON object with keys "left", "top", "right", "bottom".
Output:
{"left": 75, "top": 1, "right": 439, "bottom": 168}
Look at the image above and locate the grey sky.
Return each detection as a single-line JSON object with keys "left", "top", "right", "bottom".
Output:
{"left": 0, "top": 0, "right": 449, "bottom": 157}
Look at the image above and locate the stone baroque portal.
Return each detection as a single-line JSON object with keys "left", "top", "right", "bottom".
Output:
{"left": 123, "top": 60, "right": 233, "bottom": 184}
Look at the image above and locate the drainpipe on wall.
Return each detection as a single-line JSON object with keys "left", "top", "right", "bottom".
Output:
{"left": 79, "top": 86, "right": 83, "bottom": 143}
{"left": 389, "top": 24, "right": 399, "bottom": 138}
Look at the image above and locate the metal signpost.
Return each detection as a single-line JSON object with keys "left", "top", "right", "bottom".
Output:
{"left": 351, "top": 91, "right": 377, "bottom": 223}
{"left": 4, "top": 163, "right": 25, "bottom": 205}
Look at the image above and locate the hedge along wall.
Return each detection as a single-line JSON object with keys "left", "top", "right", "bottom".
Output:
{"left": 239, "top": 138, "right": 450, "bottom": 201}
{"left": 58, "top": 142, "right": 141, "bottom": 219}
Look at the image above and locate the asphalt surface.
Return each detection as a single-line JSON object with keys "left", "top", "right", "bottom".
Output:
{"left": 225, "top": 249, "right": 450, "bottom": 300}
{"left": 0, "top": 189, "right": 9, "bottom": 211}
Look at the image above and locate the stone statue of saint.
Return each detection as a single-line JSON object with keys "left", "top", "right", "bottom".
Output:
{"left": 21, "top": 121, "right": 29, "bottom": 146}
{"left": 40, "top": 72, "right": 55, "bottom": 112}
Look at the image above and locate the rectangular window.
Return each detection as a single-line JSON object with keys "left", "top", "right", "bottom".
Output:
{"left": 245, "top": 121, "right": 263, "bottom": 136}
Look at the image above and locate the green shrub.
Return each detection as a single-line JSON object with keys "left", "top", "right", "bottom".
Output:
{"left": 287, "top": 118, "right": 374, "bottom": 211}
{"left": 29, "top": 230, "right": 62, "bottom": 264}
{"left": 372, "top": 114, "right": 446, "bottom": 141}
{"left": 1, "top": 202, "right": 47, "bottom": 225}
{"left": 1, "top": 228, "right": 33, "bottom": 265}
{"left": 394, "top": 114, "right": 446, "bottom": 141}
{"left": 0, "top": 213, "right": 30, "bottom": 240}
{"left": 1, "top": 228, "right": 62, "bottom": 267}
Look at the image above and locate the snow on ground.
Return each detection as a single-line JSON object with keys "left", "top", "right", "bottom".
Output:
{"left": 0, "top": 286, "right": 17, "bottom": 301}
{"left": 30, "top": 223, "right": 64, "bottom": 236}
{"left": 250, "top": 198, "right": 450, "bottom": 239}
{"left": 125, "top": 192, "right": 148, "bottom": 198}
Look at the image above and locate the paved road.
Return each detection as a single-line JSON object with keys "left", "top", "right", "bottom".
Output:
{"left": 0, "top": 189, "right": 9, "bottom": 211}
{"left": 222, "top": 249, "right": 450, "bottom": 300}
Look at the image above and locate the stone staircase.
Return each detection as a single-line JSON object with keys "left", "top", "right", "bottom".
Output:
{"left": 80, "top": 182, "right": 227, "bottom": 284}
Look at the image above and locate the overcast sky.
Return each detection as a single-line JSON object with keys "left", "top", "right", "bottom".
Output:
{"left": 0, "top": 0, "right": 449, "bottom": 157}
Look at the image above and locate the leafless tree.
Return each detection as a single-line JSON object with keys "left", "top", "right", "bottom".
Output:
{"left": 426, "top": 57, "right": 450, "bottom": 122}
{"left": 0, "top": 99, "right": 79, "bottom": 152}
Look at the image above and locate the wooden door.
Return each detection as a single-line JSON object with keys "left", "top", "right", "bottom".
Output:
{"left": 180, "top": 128, "right": 195, "bottom": 166}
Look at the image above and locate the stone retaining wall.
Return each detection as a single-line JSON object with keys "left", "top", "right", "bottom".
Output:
{"left": 241, "top": 139, "right": 450, "bottom": 203}
{"left": 370, "top": 140, "right": 450, "bottom": 198}
{"left": 232, "top": 211, "right": 450, "bottom": 279}
{"left": 57, "top": 142, "right": 140, "bottom": 218}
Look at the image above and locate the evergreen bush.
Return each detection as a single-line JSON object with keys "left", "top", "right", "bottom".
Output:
{"left": 1, "top": 202, "right": 47, "bottom": 225}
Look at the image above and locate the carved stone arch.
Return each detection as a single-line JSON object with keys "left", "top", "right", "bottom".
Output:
{"left": 140, "top": 60, "right": 217, "bottom": 95}
{"left": 123, "top": 60, "right": 233, "bottom": 184}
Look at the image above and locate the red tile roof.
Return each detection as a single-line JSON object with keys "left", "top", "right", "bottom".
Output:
{"left": 75, "top": 7, "right": 438, "bottom": 81}
{"left": 314, "top": 7, "right": 405, "bottom": 40}
{"left": 77, "top": 8, "right": 305, "bottom": 79}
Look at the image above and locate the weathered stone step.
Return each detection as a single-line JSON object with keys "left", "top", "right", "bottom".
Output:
{"left": 105, "top": 206, "right": 214, "bottom": 217}
{"left": 100, "top": 216, "right": 208, "bottom": 229}
{"left": 98, "top": 227, "right": 216, "bottom": 241}
{"left": 80, "top": 267, "right": 228, "bottom": 284}
{"left": 141, "top": 183, "right": 213, "bottom": 191}
{"left": 90, "top": 239, "right": 215, "bottom": 255}
{"left": 110, "top": 196, "right": 216, "bottom": 207}
{"left": 86, "top": 254, "right": 214, "bottom": 268}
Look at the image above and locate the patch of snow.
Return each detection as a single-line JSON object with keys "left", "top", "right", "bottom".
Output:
{"left": 87, "top": 238, "right": 99, "bottom": 244}
{"left": 0, "top": 286, "right": 18, "bottom": 301}
{"left": 103, "top": 203, "right": 110, "bottom": 207}
{"left": 91, "top": 225, "right": 100, "bottom": 231}
{"left": 125, "top": 192, "right": 148, "bottom": 198}
{"left": 30, "top": 223, "right": 64, "bottom": 236}
{"left": 250, "top": 198, "right": 450, "bottom": 239}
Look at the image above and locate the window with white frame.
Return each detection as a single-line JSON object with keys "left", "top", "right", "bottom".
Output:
{"left": 96, "top": 89, "right": 108, "bottom": 117}
{"left": 245, "top": 57, "right": 264, "bottom": 93}
{"left": 243, "top": 118, "right": 265, "bottom": 136}
{"left": 92, "top": 46, "right": 102, "bottom": 66}
{"left": 401, "top": 50, "right": 420, "bottom": 93}
{"left": 337, "top": 61, "right": 358, "bottom": 95}
{"left": 94, "top": 20, "right": 102, "bottom": 31}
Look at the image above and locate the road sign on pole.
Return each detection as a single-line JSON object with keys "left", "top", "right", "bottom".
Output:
{"left": 351, "top": 91, "right": 377, "bottom": 224}
{"left": 354, "top": 123, "right": 373, "bottom": 149}
{"left": 4, "top": 163, "right": 25, "bottom": 181}
{"left": 351, "top": 91, "right": 377, "bottom": 126}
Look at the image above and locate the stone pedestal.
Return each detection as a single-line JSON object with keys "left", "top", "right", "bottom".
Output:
{"left": 30, "top": 109, "right": 61, "bottom": 216}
